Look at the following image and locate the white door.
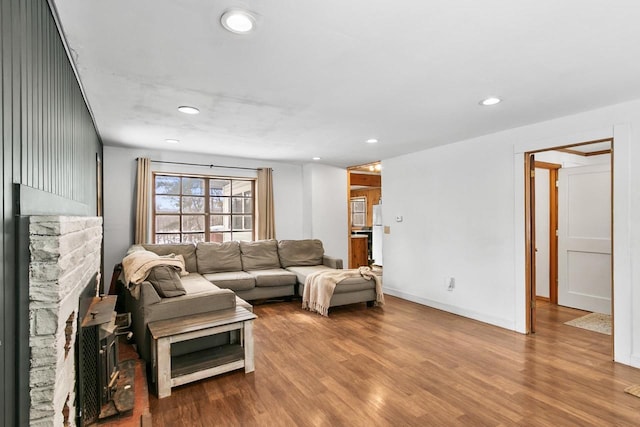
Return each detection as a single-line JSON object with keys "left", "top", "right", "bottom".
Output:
{"left": 557, "top": 163, "right": 611, "bottom": 314}
{"left": 535, "top": 168, "right": 550, "bottom": 299}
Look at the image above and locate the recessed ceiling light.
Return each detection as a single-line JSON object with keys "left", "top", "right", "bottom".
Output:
{"left": 220, "top": 9, "right": 256, "bottom": 34}
{"left": 312, "top": 157, "right": 321, "bottom": 161}
{"left": 366, "top": 138, "right": 379, "bottom": 144}
{"left": 165, "top": 139, "right": 180, "bottom": 144}
{"left": 480, "top": 97, "right": 501, "bottom": 106}
{"left": 178, "top": 106, "right": 200, "bottom": 115}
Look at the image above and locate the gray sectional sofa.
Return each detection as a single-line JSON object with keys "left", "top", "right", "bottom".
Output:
{"left": 121, "top": 239, "right": 377, "bottom": 363}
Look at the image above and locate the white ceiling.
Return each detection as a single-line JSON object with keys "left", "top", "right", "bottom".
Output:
{"left": 50, "top": 1, "right": 640, "bottom": 167}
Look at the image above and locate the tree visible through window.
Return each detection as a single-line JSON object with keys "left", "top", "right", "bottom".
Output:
{"left": 153, "top": 174, "right": 254, "bottom": 243}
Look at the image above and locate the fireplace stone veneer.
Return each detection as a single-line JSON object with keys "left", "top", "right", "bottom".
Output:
{"left": 28, "top": 216, "right": 103, "bottom": 426}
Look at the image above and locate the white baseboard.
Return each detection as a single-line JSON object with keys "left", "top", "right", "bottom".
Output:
{"left": 384, "top": 287, "right": 517, "bottom": 332}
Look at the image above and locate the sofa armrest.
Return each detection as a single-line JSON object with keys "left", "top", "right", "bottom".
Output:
{"left": 323, "top": 255, "right": 343, "bottom": 269}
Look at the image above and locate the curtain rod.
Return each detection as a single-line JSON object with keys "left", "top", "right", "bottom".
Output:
{"left": 143, "top": 159, "right": 260, "bottom": 171}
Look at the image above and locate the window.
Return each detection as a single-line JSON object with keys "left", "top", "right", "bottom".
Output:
{"left": 350, "top": 197, "right": 367, "bottom": 227}
{"left": 153, "top": 174, "right": 254, "bottom": 244}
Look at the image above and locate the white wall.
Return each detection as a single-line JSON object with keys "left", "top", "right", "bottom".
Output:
{"left": 382, "top": 98, "right": 640, "bottom": 369}
{"left": 302, "top": 163, "right": 349, "bottom": 263}
{"left": 103, "top": 146, "right": 305, "bottom": 283}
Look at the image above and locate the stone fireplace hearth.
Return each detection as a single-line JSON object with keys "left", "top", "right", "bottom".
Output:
{"left": 28, "top": 216, "right": 102, "bottom": 426}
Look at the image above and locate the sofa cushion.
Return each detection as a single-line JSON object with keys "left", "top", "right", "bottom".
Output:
{"left": 277, "top": 239, "right": 324, "bottom": 268}
{"left": 197, "top": 241, "right": 242, "bottom": 273}
{"left": 285, "top": 265, "right": 334, "bottom": 284}
{"left": 146, "top": 265, "right": 186, "bottom": 298}
{"left": 247, "top": 269, "right": 297, "bottom": 287}
{"left": 180, "top": 273, "right": 221, "bottom": 293}
{"left": 240, "top": 240, "right": 281, "bottom": 270}
{"left": 202, "top": 271, "right": 256, "bottom": 291}
{"left": 142, "top": 244, "right": 198, "bottom": 272}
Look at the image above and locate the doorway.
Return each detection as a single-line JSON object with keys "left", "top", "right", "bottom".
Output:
{"left": 525, "top": 139, "right": 613, "bottom": 338}
{"left": 347, "top": 162, "right": 382, "bottom": 269}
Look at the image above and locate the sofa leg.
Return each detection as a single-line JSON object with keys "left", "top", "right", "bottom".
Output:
{"left": 366, "top": 300, "right": 375, "bottom": 308}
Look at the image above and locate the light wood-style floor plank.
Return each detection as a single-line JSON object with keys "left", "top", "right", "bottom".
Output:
{"left": 149, "top": 297, "right": 640, "bottom": 426}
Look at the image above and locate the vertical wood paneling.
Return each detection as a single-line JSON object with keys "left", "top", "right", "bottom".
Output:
{"left": 2, "top": 0, "right": 103, "bottom": 424}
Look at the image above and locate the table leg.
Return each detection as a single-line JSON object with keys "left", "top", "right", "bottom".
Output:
{"left": 244, "top": 320, "right": 255, "bottom": 373}
{"left": 156, "top": 337, "right": 172, "bottom": 398}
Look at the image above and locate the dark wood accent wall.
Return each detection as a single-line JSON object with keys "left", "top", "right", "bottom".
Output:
{"left": 1, "top": 0, "right": 102, "bottom": 424}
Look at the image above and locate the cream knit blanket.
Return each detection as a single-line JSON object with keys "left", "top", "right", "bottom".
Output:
{"left": 302, "top": 267, "right": 384, "bottom": 316}
{"left": 122, "top": 250, "right": 185, "bottom": 298}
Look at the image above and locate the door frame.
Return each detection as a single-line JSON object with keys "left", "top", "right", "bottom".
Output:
{"left": 534, "top": 161, "right": 561, "bottom": 304}
{"left": 524, "top": 138, "right": 613, "bottom": 337}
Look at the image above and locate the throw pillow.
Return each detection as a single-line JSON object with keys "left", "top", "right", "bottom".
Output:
{"left": 146, "top": 265, "right": 186, "bottom": 298}
{"left": 159, "top": 253, "right": 189, "bottom": 276}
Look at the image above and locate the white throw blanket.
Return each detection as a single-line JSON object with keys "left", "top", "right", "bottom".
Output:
{"left": 121, "top": 250, "right": 185, "bottom": 298}
{"left": 302, "top": 267, "right": 384, "bottom": 316}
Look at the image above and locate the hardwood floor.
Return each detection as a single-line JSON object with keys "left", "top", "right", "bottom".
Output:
{"left": 149, "top": 297, "right": 640, "bottom": 426}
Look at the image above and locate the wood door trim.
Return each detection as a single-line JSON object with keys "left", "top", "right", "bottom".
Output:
{"left": 534, "top": 161, "right": 560, "bottom": 304}
{"left": 524, "top": 154, "right": 535, "bottom": 333}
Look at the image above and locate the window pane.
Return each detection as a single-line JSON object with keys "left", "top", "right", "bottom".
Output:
{"left": 182, "top": 233, "right": 205, "bottom": 243}
{"left": 232, "top": 215, "right": 252, "bottom": 230}
{"left": 232, "top": 197, "right": 243, "bottom": 213}
{"left": 156, "top": 195, "right": 180, "bottom": 213}
{"left": 156, "top": 215, "right": 180, "bottom": 233}
{"left": 155, "top": 233, "right": 181, "bottom": 244}
{"left": 183, "top": 177, "right": 205, "bottom": 195}
{"left": 210, "top": 232, "right": 232, "bottom": 243}
{"left": 155, "top": 176, "right": 180, "bottom": 194}
{"left": 244, "top": 215, "right": 253, "bottom": 230}
{"left": 210, "top": 179, "right": 231, "bottom": 196}
{"left": 352, "top": 213, "right": 365, "bottom": 227}
{"left": 232, "top": 181, "right": 252, "bottom": 197}
{"left": 233, "top": 231, "right": 253, "bottom": 241}
{"left": 182, "top": 215, "right": 205, "bottom": 232}
{"left": 210, "top": 215, "right": 231, "bottom": 231}
{"left": 210, "top": 197, "right": 229, "bottom": 213}
{"left": 243, "top": 198, "right": 253, "bottom": 213}
{"left": 182, "top": 196, "right": 205, "bottom": 213}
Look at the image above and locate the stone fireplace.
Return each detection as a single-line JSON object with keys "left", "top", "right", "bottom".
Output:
{"left": 28, "top": 216, "right": 103, "bottom": 426}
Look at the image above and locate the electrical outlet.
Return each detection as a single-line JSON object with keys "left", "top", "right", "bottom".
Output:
{"left": 447, "top": 277, "right": 455, "bottom": 291}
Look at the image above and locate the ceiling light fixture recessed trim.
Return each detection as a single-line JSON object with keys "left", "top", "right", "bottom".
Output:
{"left": 178, "top": 105, "right": 200, "bottom": 115}
{"left": 312, "top": 157, "right": 321, "bottom": 161}
{"left": 366, "top": 138, "right": 379, "bottom": 144}
{"left": 479, "top": 97, "right": 502, "bottom": 106}
{"left": 220, "top": 9, "right": 256, "bottom": 34}
{"left": 165, "top": 139, "right": 180, "bottom": 144}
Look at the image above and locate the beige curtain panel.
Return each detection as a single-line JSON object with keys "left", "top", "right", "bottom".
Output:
{"left": 134, "top": 157, "right": 151, "bottom": 244}
{"left": 256, "top": 167, "right": 276, "bottom": 240}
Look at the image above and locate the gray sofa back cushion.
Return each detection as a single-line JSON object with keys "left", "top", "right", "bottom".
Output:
{"left": 197, "top": 241, "right": 242, "bottom": 273}
{"left": 240, "top": 239, "right": 281, "bottom": 270}
{"left": 278, "top": 239, "right": 324, "bottom": 267}
{"left": 142, "top": 243, "right": 198, "bottom": 272}
{"left": 146, "top": 265, "right": 186, "bottom": 298}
